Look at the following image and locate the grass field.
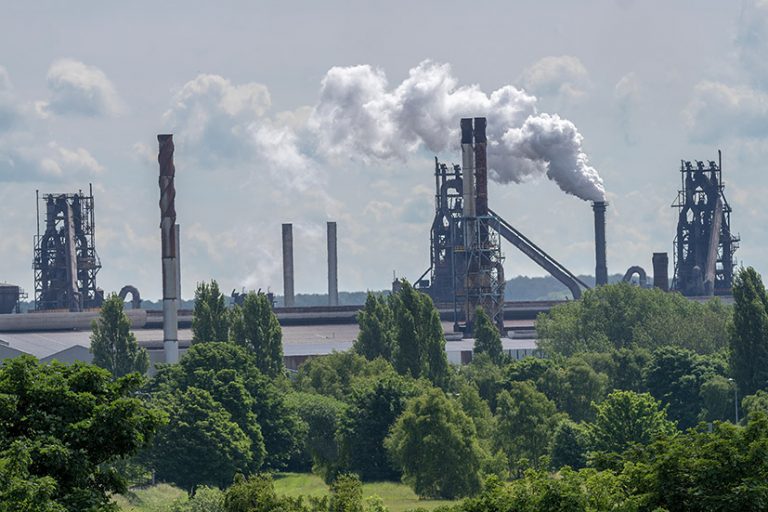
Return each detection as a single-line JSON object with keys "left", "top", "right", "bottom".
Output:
{"left": 113, "top": 473, "right": 455, "bottom": 512}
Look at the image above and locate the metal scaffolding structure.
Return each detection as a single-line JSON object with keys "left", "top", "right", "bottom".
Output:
{"left": 672, "top": 152, "right": 739, "bottom": 296}
{"left": 33, "top": 186, "right": 103, "bottom": 311}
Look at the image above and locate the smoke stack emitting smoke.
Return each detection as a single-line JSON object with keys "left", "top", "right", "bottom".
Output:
{"left": 310, "top": 60, "right": 605, "bottom": 202}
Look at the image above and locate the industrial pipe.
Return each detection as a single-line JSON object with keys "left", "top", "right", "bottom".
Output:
{"left": 327, "top": 221, "right": 338, "bottom": 306}
{"left": 461, "top": 118, "right": 475, "bottom": 218}
{"left": 158, "top": 134, "right": 179, "bottom": 364}
{"left": 593, "top": 201, "right": 608, "bottom": 286}
{"left": 282, "top": 223, "right": 295, "bottom": 307}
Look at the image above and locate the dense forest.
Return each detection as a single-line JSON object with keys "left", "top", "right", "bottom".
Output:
{"left": 4, "top": 269, "right": 768, "bottom": 511}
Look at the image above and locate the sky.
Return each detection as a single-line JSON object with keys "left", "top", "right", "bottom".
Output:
{"left": 0, "top": 0, "right": 767, "bottom": 300}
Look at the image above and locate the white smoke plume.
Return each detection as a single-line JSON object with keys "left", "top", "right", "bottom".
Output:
{"left": 309, "top": 60, "right": 605, "bottom": 201}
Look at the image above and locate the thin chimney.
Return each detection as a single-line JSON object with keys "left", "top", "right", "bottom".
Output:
{"left": 158, "top": 134, "right": 179, "bottom": 363}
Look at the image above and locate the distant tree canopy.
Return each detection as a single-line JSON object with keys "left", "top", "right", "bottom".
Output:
{"left": 473, "top": 308, "right": 504, "bottom": 365}
{"left": 353, "top": 281, "right": 448, "bottom": 387}
{"left": 192, "top": 279, "right": 230, "bottom": 343}
{"left": 730, "top": 267, "right": 768, "bottom": 397}
{"left": 90, "top": 293, "right": 149, "bottom": 377}
{"left": 0, "top": 357, "right": 165, "bottom": 511}
{"left": 536, "top": 282, "right": 731, "bottom": 356}
{"left": 230, "top": 291, "right": 284, "bottom": 378}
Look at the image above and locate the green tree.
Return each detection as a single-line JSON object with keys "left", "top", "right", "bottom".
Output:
{"left": 192, "top": 280, "right": 230, "bottom": 343}
{"left": 354, "top": 293, "right": 395, "bottom": 361}
{"left": 473, "top": 308, "right": 504, "bottom": 365}
{"left": 150, "top": 342, "right": 302, "bottom": 470}
{"left": 390, "top": 280, "right": 449, "bottom": 386}
{"left": 494, "top": 382, "right": 560, "bottom": 474}
{"left": 149, "top": 388, "right": 254, "bottom": 491}
{"left": 587, "top": 390, "right": 675, "bottom": 468}
{"left": 699, "top": 375, "right": 736, "bottom": 423}
{"left": 386, "top": 388, "right": 482, "bottom": 499}
{"left": 0, "top": 357, "right": 164, "bottom": 511}
{"left": 284, "top": 392, "right": 346, "bottom": 480}
{"left": 741, "top": 389, "right": 768, "bottom": 421}
{"left": 329, "top": 474, "right": 364, "bottom": 512}
{"left": 460, "top": 353, "right": 506, "bottom": 411}
{"left": 644, "top": 346, "right": 725, "bottom": 429}
{"left": 224, "top": 474, "right": 312, "bottom": 512}
{"left": 338, "top": 373, "right": 419, "bottom": 481}
{"left": 170, "top": 486, "right": 226, "bottom": 512}
{"left": 549, "top": 419, "right": 589, "bottom": 470}
{"left": 230, "top": 292, "right": 284, "bottom": 377}
{"left": 537, "top": 357, "right": 608, "bottom": 422}
{"left": 730, "top": 267, "right": 768, "bottom": 396}
{"left": 294, "top": 351, "right": 394, "bottom": 401}
{"left": 90, "top": 293, "right": 149, "bottom": 377}
{"left": 537, "top": 282, "right": 730, "bottom": 356}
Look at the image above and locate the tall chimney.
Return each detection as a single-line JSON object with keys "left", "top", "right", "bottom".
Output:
{"left": 175, "top": 223, "right": 181, "bottom": 306}
{"left": 461, "top": 118, "right": 475, "bottom": 218}
{"left": 282, "top": 223, "right": 295, "bottom": 307}
{"left": 158, "top": 134, "right": 179, "bottom": 364}
{"left": 593, "top": 201, "right": 608, "bottom": 286}
{"left": 652, "top": 252, "right": 669, "bottom": 291}
{"left": 473, "top": 117, "right": 488, "bottom": 217}
{"left": 327, "top": 221, "right": 338, "bottom": 306}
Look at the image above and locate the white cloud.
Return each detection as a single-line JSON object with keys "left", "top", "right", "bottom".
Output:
{"left": 39, "top": 59, "right": 123, "bottom": 117}
{"left": 736, "top": 0, "right": 768, "bottom": 87}
{"left": 0, "top": 138, "right": 104, "bottom": 182}
{"left": 684, "top": 80, "right": 768, "bottom": 142}
{"left": 614, "top": 72, "right": 641, "bottom": 143}
{"left": 0, "top": 65, "right": 21, "bottom": 132}
{"left": 520, "top": 56, "right": 591, "bottom": 100}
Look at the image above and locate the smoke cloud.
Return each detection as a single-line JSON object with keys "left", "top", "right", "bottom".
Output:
{"left": 310, "top": 60, "right": 605, "bottom": 201}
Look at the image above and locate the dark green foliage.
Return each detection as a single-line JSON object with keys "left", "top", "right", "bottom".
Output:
{"left": 284, "top": 392, "right": 346, "bottom": 480}
{"left": 150, "top": 388, "right": 254, "bottom": 491}
{"left": 386, "top": 389, "right": 483, "bottom": 499}
{"left": 494, "top": 382, "right": 561, "bottom": 474}
{"left": 170, "top": 486, "right": 225, "bottom": 512}
{"left": 460, "top": 354, "right": 505, "bottom": 411}
{"left": 294, "top": 351, "right": 394, "bottom": 401}
{"left": 730, "top": 266, "right": 768, "bottom": 396}
{"left": 536, "top": 356, "right": 608, "bottom": 422}
{"left": 354, "top": 293, "right": 395, "bottom": 361}
{"left": 609, "top": 346, "right": 651, "bottom": 392}
{"left": 537, "top": 282, "right": 730, "bottom": 356}
{"left": 0, "top": 357, "right": 165, "bottom": 511}
{"left": 328, "top": 474, "right": 364, "bottom": 512}
{"left": 699, "top": 375, "right": 737, "bottom": 423}
{"left": 192, "top": 280, "right": 230, "bottom": 343}
{"left": 223, "top": 474, "right": 320, "bottom": 512}
{"left": 90, "top": 293, "right": 149, "bottom": 377}
{"left": 473, "top": 308, "right": 504, "bottom": 365}
{"left": 150, "top": 343, "right": 302, "bottom": 472}
{"left": 338, "top": 374, "right": 419, "bottom": 481}
{"left": 504, "top": 357, "right": 554, "bottom": 385}
{"left": 741, "top": 390, "right": 768, "bottom": 421}
{"left": 587, "top": 390, "right": 675, "bottom": 468}
{"left": 549, "top": 419, "right": 589, "bottom": 470}
{"left": 230, "top": 291, "right": 284, "bottom": 377}
{"left": 644, "top": 346, "right": 726, "bottom": 428}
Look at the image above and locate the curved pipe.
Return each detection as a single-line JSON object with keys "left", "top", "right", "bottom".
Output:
{"left": 622, "top": 266, "right": 647, "bottom": 287}
{"left": 118, "top": 285, "right": 142, "bottom": 309}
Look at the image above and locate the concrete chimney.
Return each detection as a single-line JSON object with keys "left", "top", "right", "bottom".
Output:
{"left": 593, "top": 201, "right": 608, "bottom": 286}
{"left": 327, "top": 221, "right": 338, "bottom": 306}
{"left": 158, "top": 134, "right": 179, "bottom": 364}
{"left": 473, "top": 117, "right": 488, "bottom": 217}
{"left": 461, "top": 118, "right": 475, "bottom": 218}
{"left": 282, "top": 223, "right": 295, "bottom": 307}
{"left": 175, "top": 223, "right": 181, "bottom": 305}
{"left": 652, "top": 252, "right": 669, "bottom": 291}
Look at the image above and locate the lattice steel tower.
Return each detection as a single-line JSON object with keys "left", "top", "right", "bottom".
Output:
{"left": 672, "top": 152, "right": 738, "bottom": 296}
{"left": 33, "top": 185, "right": 103, "bottom": 311}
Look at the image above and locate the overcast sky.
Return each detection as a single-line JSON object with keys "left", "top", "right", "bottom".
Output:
{"left": 1, "top": 0, "right": 766, "bottom": 300}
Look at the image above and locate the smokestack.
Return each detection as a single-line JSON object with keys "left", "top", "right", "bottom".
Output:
{"left": 158, "top": 134, "right": 179, "bottom": 364}
{"left": 473, "top": 117, "right": 488, "bottom": 217}
{"left": 593, "top": 201, "right": 608, "bottom": 286}
{"left": 461, "top": 118, "right": 475, "bottom": 217}
{"left": 327, "top": 221, "right": 338, "bottom": 306}
{"left": 175, "top": 224, "right": 181, "bottom": 306}
{"left": 282, "top": 223, "right": 295, "bottom": 307}
{"left": 652, "top": 252, "right": 669, "bottom": 292}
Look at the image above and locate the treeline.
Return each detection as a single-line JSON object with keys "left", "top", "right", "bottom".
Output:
{"left": 6, "top": 268, "right": 768, "bottom": 511}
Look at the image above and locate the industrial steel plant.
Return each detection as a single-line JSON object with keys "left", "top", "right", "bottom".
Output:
{"left": 0, "top": 116, "right": 740, "bottom": 366}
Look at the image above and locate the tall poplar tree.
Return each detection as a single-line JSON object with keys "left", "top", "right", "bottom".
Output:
{"left": 90, "top": 294, "right": 149, "bottom": 377}
{"left": 230, "top": 292, "right": 284, "bottom": 377}
{"left": 192, "top": 279, "right": 229, "bottom": 343}
{"left": 730, "top": 267, "right": 768, "bottom": 396}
